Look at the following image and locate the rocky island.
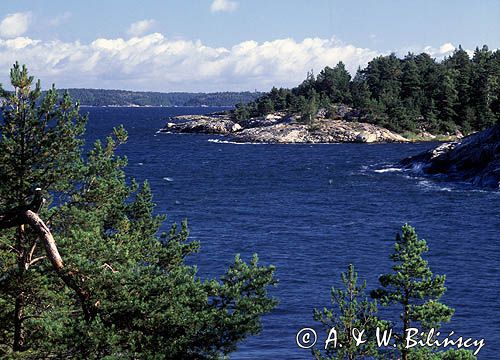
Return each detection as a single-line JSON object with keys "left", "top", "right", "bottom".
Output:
{"left": 401, "top": 124, "right": 500, "bottom": 189}
{"left": 160, "top": 111, "right": 409, "bottom": 144}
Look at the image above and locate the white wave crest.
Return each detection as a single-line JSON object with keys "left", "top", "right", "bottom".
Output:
{"left": 207, "top": 138, "right": 263, "bottom": 145}
{"left": 373, "top": 167, "right": 403, "bottom": 173}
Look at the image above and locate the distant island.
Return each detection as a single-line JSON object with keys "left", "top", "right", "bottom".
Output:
{"left": 162, "top": 110, "right": 409, "bottom": 144}
{"left": 49, "top": 88, "right": 264, "bottom": 107}
{"left": 227, "top": 44, "right": 499, "bottom": 136}
{"left": 163, "top": 44, "right": 500, "bottom": 145}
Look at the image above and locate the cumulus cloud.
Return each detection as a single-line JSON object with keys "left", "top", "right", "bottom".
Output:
{"left": 127, "top": 19, "right": 156, "bottom": 37}
{"left": 398, "top": 42, "right": 458, "bottom": 58}
{"left": 0, "top": 34, "right": 382, "bottom": 91}
{"left": 439, "top": 42, "right": 455, "bottom": 54}
{"left": 0, "top": 12, "right": 32, "bottom": 38}
{"left": 420, "top": 42, "right": 457, "bottom": 57}
{"left": 211, "top": 0, "right": 238, "bottom": 13}
{"left": 0, "top": 33, "right": 474, "bottom": 92}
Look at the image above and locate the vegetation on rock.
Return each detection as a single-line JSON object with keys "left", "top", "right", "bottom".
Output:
{"left": 233, "top": 45, "right": 500, "bottom": 134}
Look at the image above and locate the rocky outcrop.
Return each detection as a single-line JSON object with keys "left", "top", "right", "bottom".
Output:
{"left": 161, "top": 112, "right": 408, "bottom": 144}
{"left": 233, "top": 123, "right": 309, "bottom": 143}
{"left": 232, "top": 120, "right": 407, "bottom": 143}
{"left": 400, "top": 124, "right": 500, "bottom": 189}
{"left": 164, "top": 114, "right": 241, "bottom": 135}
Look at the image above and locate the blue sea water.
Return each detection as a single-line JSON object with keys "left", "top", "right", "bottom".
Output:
{"left": 84, "top": 106, "right": 499, "bottom": 359}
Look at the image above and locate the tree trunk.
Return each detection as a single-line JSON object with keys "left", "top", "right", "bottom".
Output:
{"left": 0, "top": 207, "right": 95, "bottom": 323}
{"left": 402, "top": 302, "right": 409, "bottom": 360}
{"left": 13, "top": 292, "right": 25, "bottom": 351}
{"left": 13, "top": 225, "right": 26, "bottom": 351}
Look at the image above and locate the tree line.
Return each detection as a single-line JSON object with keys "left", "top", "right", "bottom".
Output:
{"left": 233, "top": 45, "right": 500, "bottom": 134}
{"left": 42, "top": 89, "right": 264, "bottom": 107}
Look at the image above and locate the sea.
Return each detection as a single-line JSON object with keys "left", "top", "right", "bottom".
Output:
{"left": 84, "top": 106, "right": 499, "bottom": 359}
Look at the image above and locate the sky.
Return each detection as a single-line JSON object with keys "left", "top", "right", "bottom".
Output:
{"left": 0, "top": 0, "right": 499, "bottom": 92}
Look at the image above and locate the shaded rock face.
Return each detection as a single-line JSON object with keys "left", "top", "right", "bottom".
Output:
{"left": 161, "top": 113, "right": 408, "bottom": 144}
{"left": 400, "top": 124, "right": 500, "bottom": 189}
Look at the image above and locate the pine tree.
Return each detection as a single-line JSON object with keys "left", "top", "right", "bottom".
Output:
{"left": 313, "top": 264, "right": 385, "bottom": 360}
{"left": 371, "top": 225, "right": 454, "bottom": 360}
{"left": 316, "top": 62, "right": 352, "bottom": 104}
{"left": 470, "top": 45, "right": 495, "bottom": 129}
{"left": 444, "top": 46, "right": 474, "bottom": 130}
{"left": 401, "top": 54, "right": 422, "bottom": 107}
{"left": 435, "top": 68, "right": 459, "bottom": 132}
{"left": 300, "top": 90, "right": 319, "bottom": 124}
{"left": 350, "top": 68, "right": 372, "bottom": 110}
{"left": 0, "top": 64, "right": 277, "bottom": 359}
{"left": 257, "top": 97, "right": 275, "bottom": 115}
{"left": 0, "top": 62, "right": 87, "bottom": 352}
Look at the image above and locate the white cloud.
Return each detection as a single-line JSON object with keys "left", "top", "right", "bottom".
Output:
{"left": 0, "top": 12, "right": 32, "bottom": 38}
{"left": 420, "top": 43, "right": 456, "bottom": 58}
{"left": 127, "top": 19, "right": 156, "bottom": 37}
{"left": 0, "top": 33, "right": 476, "bottom": 92}
{"left": 0, "top": 34, "right": 381, "bottom": 91}
{"left": 398, "top": 42, "right": 458, "bottom": 58}
{"left": 49, "top": 12, "right": 72, "bottom": 27}
{"left": 439, "top": 42, "right": 455, "bottom": 54}
{"left": 211, "top": 0, "right": 238, "bottom": 13}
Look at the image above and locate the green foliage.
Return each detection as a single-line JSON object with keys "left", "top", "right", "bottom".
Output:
{"left": 313, "top": 264, "right": 385, "bottom": 360}
{"left": 0, "top": 64, "right": 277, "bottom": 359}
{"left": 231, "top": 45, "right": 500, "bottom": 134}
{"left": 312, "top": 226, "right": 477, "bottom": 360}
{"left": 407, "top": 348, "right": 477, "bottom": 360}
{"left": 300, "top": 91, "right": 320, "bottom": 124}
{"left": 371, "top": 225, "right": 454, "bottom": 360}
{"left": 316, "top": 62, "right": 352, "bottom": 104}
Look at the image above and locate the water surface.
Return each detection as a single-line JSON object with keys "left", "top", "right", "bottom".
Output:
{"left": 85, "top": 107, "right": 499, "bottom": 359}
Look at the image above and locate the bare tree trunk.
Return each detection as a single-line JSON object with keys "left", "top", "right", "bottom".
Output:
{"left": 23, "top": 210, "right": 94, "bottom": 320}
{"left": 0, "top": 207, "right": 95, "bottom": 322}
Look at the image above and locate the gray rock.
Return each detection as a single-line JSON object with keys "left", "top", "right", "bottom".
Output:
{"left": 161, "top": 114, "right": 238, "bottom": 135}
{"left": 355, "top": 131, "right": 378, "bottom": 143}
{"left": 232, "top": 120, "right": 408, "bottom": 144}
{"left": 161, "top": 112, "right": 409, "bottom": 144}
{"left": 400, "top": 124, "right": 500, "bottom": 189}
{"left": 234, "top": 123, "right": 309, "bottom": 143}
{"left": 231, "top": 123, "right": 242, "bottom": 132}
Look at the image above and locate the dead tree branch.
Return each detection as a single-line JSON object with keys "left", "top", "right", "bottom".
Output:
{"left": 0, "top": 194, "right": 95, "bottom": 321}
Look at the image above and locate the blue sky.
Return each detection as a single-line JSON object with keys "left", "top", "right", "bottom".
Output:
{"left": 0, "top": 0, "right": 499, "bottom": 91}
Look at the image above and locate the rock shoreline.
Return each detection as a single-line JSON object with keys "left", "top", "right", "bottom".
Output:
{"left": 400, "top": 124, "right": 500, "bottom": 189}
{"left": 160, "top": 113, "right": 409, "bottom": 144}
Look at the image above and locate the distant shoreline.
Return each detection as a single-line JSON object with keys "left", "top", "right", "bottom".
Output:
{"left": 50, "top": 88, "right": 263, "bottom": 107}
{"left": 79, "top": 105, "right": 234, "bottom": 108}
